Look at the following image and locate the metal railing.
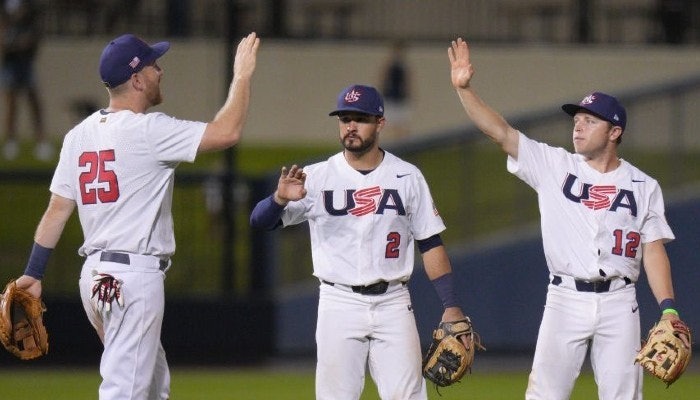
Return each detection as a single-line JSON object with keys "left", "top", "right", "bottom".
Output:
{"left": 1, "top": 74, "right": 699, "bottom": 299}
{"left": 37, "top": 0, "right": 700, "bottom": 45}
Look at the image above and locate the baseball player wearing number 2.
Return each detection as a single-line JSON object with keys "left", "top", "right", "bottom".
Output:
{"left": 12, "top": 32, "right": 259, "bottom": 399}
{"left": 250, "top": 84, "right": 474, "bottom": 399}
{"left": 448, "top": 38, "right": 690, "bottom": 399}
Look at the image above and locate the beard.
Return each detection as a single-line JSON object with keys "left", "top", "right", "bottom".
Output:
{"left": 148, "top": 87, "right": 163, "bottom": 107}
{"left": 144, "top": 79, "right": 163, "bottom": 107}
{"left": 342, "top": 131, "right": 377, "bottom": 155}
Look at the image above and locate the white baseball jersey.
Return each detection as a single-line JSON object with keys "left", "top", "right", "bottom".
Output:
{"left": 281, "top": 151, "right": 446, "bottom": 286}
{"left": 507, "top": 132, "right": 675, "bottom": 282}
{"left": 50, "top": 110, "right": 206, "bottom": 258}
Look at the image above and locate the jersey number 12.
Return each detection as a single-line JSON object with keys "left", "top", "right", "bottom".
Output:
{"left": 611, "top": 229, "right": 641, "bottom": 258}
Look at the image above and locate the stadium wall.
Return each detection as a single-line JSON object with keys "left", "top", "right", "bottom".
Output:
{"left": 10, "top": 38, "right": 700, "bottom": 148}
{"left": 276, "top": 185, "right": 700, "bottom": 355}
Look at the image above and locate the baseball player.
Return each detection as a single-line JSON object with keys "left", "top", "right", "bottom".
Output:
{"left": 13, "top": 32, "right": 260, "bottom": 399}
{"left": 250, "top": 84, "right": 472, "bottom": 400}
{"left": 448, "top": 38, "right": 687, "bottom": 399}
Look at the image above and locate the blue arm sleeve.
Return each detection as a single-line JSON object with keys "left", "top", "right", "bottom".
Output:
{"left": 250, "top": 195, "right": 285, "bottom": 230}
{"left": 416, "top": 234, "right": 443, "bottom": 253}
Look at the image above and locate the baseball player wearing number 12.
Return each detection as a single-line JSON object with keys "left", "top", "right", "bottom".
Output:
{"left": 250, "top": 84, "right": 474, "bottom": 399}
{"left": 12, "top": 32, "right": 260, "bottom": 399}
{"left": 449, "top": 38, "right": 689, "bottom": 399}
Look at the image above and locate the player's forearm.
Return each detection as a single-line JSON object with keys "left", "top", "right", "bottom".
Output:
{"left": 25, "top": 195, "right": 74, "bottom": 280}
{"left": 199, "top": 33, "right": 259, "bottom": 153}
{"left": 33, "top": 194, "right": 75, "bottom": 248}
{"left": 202, "top": 76, "right": 252, "bottom": 151}
{"left": 642, "top": 240, "right": 675, "bottom": 304}
{"left": 421, "top": 245, "right": 453, "bottom": 280}
{"left": 455, "top": 87, "right": 518, "bottom": 155}
{"left": 249, "top": 194, "right": 284, "bottom": 230}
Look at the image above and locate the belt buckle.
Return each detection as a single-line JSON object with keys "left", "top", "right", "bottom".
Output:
{"left": 582, "top": 279, "right": 611, "bottom": 293}
{"left": 353, "top": 281, "right": 389, "bottom": 295}
{"left": 100, "top": 251, "right": 130, "bottom": 265}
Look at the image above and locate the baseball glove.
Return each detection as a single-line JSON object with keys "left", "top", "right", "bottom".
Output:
{"left": 422, "top": 317, "right": 484, "bottom": 387}
{"left": 635, "top": 318, "right": 692, "bottom": 387}
{"left": 0, "top": 281, "right": 49, "bottom": 360}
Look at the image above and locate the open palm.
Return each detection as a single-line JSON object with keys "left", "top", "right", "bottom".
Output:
{"left": 448, "top": 38, "right": 474, "bottom": 89}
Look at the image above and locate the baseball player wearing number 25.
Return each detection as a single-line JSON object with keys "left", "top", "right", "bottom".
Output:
{"left": 11, "top": 32, "right": 260, "bottom": 399}
{"left": 449, "top": 38, "right": 690, "bottom": 399}
{"left": 250, "top": 84, "right": 475, "bottom": 399}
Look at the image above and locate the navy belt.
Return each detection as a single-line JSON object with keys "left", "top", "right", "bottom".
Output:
{"left": 322, "top": 280, "right": 399, "bottom": 295}
{"left": 551, "top": 275, "right": 632, "bottom": 293}
{"left": 100, "top": 251, "right": 169, "bottom": 271}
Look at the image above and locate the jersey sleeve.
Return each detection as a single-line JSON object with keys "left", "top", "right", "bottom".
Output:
{"left": 49, "top": 129, "right": 78, "bottom": 200}
{"left": 145, "top": 113, "right": 206, "bottom": 164}
{"left": 507, "top": 132, "right": 569, "bottom": 190}
{"left": 409, "top": 170, "right": 446, "bottom": 240}
{"left": 640, "top": 183, "right": 675, "bottom": 244}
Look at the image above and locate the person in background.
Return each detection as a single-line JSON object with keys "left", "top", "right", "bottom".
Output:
{"left": 380, "top": 40, "right": 411, "bottom": 139}
{"left": 0, "top": 0, "right": 50, "bottom": 161}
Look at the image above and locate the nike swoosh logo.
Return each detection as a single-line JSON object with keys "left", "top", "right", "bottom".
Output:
{"left": 632, "top": 179, "right": 645, "bottom": 183}
{"left": 396, "top": 173, "right": 411, "bottom": 178}
{"left": 632, "top": 306, "right": 639, "bottom": 313}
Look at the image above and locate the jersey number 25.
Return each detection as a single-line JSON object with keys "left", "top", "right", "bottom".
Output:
{"left": 79, "top": 150, "right": 120, "bottom": 205}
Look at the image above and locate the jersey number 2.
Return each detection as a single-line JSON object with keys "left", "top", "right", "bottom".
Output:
{"left": 79, "top": 150, "right": 120, "bottom": 204}
{"left": 385, "top": 232, "right": 401, "bottom": 258}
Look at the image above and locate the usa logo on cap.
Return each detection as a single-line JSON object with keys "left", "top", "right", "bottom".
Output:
{"left": 344, "top": 89, "right": 361, "bottom": 103}
{"left": 562, "top": 91, "right": 627, "bottom": 131}
{"left": 581, "top": 94, "right": 595, "bottom": 105}
{"left": 329, "top": 84, "right": 385, "bottom": 117}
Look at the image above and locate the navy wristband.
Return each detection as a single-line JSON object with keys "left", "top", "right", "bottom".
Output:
{"left": 431, "top": 272, "right": 459, "bottom": 309}
{"left": 24, "top": 242, "right": 52, "bottom": 280}
{"left": 659, "top": 298, "right": 676, "bottom": 312}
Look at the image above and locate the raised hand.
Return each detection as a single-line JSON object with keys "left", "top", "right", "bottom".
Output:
{"left": 448, "top": 38, "right": 474, "bottom": 90}
{"left": 274, "top": 164, "right": 307, "bottom": 205}
{"left": 233, "top": 32, "right": 260, "bottom": 80}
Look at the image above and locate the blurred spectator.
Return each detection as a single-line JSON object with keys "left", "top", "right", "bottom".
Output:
{"left": 0, "top": 0, "right": 51, "bottom": 161}
{"left": 657, "top": 0, "right": 692, "bottom": 44}
{"left": 167, "top": 0, "right": 190, "bottom": 37}
{"left": 380, "top": 40, "right": 411, "bottom": 139}
{"left": 104, "top": 0, "right": 142, "bottom": 34}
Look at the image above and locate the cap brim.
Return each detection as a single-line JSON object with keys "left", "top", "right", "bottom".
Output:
{"left": 151, "top": 41, "right": 170, "bottom": 59}
{"left": 329, "top": 107, "right": 382, "bottom": 116}
{"left": 561, "top": 104, "right": 583, "bottom": 117}
{"left": 562, "top": 103, "right": 605, "bottom": 121}
{"left": 561, "top": 103, "right": 624, "bottom": 129}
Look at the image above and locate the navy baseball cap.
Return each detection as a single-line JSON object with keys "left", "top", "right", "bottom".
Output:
{"left": 99, "top": 34, "right": 170, "bottom": 88}
{"left": 329, "top": 84, "right": 384, "bottom": 117}
{"left": 562, "top": 92, "right": 627, "bottom": 131}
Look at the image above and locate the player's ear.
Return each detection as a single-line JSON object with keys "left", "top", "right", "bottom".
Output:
{"left": 130, "top": 73, "right": 144, "bottom": 91}
{"left": 609, "top": 125, "right": 623, "bottom": 143}
{"left": 377, "top": 116, "right": 386, "bottom": 131}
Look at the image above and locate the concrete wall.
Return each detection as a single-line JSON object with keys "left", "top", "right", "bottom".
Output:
{"left": 11, "top": 38, "right": 700, "bottom": 148}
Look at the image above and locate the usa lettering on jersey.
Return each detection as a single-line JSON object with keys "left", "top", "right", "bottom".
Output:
{"left": 562, "top": 173, "right": 637, "bottom": 216}
{"left": 323, "top": 186, "right": 406, "bottom": 216}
